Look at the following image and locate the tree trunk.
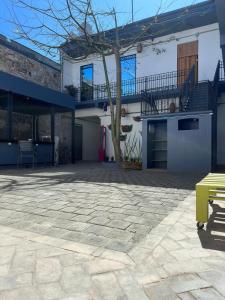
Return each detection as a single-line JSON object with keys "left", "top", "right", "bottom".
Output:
{"left": 114, "top": 50, "right": 122, "bottom": 163}
{"left": 101, "top": 50, "right": 122, "bottom": 163}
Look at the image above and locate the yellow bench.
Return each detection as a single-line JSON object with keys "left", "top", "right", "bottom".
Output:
{"left": 196, "top": 173, "right": 225, "bottom": 229}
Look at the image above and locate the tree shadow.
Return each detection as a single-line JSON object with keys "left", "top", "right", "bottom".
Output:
{"left": 198, "top": 203, "right": 225, "bottom": 252}
{"left": 0, "top": 163, "right": 204, "bottom": 192}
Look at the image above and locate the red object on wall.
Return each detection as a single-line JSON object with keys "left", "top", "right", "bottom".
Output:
{"left": 98, "top": 126, "right": 106, "bottom": 161}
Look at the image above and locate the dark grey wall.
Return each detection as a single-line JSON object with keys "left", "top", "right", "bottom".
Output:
{"left": 142, "top": 112, "right": 212, "bottom": 172}
{"left": 167, "top": 113, "right": 212, "bottom": 172}
{"left": 217, "top": 92, "right": 225, "bottom": 166}
{"left": 0, "top": 142, "right": 53, "bottom": 165}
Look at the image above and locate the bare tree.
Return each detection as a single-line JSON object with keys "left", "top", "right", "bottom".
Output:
{"left": 5, "top": 0, "right": 187, "bottom": 162}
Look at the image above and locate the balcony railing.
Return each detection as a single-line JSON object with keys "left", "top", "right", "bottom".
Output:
{"left": 74, "top": 69, "right": 192, "bottom": 102}
{"left": 219, "top": 61, "right": 225, "bottom": 81}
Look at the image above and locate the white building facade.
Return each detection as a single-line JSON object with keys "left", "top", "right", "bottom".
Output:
{"left": 62, "top": 0, "right": 225, "bottom": 172}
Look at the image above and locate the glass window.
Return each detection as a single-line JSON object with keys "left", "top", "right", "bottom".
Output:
{"left": 37, "top": 114, "right": 51, "bottom": 142}
{"left": 120, "top": 55, "right": 136, "bottom": 95}
{"left": 12, "top": 112, "right": 33, "bottom": 140}
{"left": 0, "top": 94, "right": 8, "bottom": 140}
{"left": 80, "top": 64, "right": 93, "bottom": 101}
{"left": 178, "top": 118, "right": 199, "bottom": 130}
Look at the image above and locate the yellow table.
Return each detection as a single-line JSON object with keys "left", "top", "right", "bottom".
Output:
{"left": 196, "top": 173, "right": 225, "bottom": 229}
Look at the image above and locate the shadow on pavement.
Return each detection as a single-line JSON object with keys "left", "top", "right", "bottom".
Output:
{"left": 198, "top": 203, "right": 225, "bottom": 252}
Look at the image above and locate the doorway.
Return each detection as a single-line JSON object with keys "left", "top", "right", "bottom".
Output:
{"left": 76, "top": 116, "right": 100, "bottom": 161}
{"left": 75, "top": 124, "right": 83, "bottom": 161}
{"left": 177, "top": 41, "right": 198, "bottom": 85}
{"left": 148, "top": 120, "right": 167, "bottom": 169}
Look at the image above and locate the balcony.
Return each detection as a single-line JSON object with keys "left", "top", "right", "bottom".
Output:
{"left": 72, "top": 67, "right": 213, "bottom": 115}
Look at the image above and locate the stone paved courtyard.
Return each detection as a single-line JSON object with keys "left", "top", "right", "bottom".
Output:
{"left": 0, "top": 164, "right": 225, "bottom": 299}
{"left": 0, "top": 163, "right": 199, "bottom": 252}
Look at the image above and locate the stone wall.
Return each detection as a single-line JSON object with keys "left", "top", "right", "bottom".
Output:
{"left": 0, "top": 43, "right": 61, "bottom": 91}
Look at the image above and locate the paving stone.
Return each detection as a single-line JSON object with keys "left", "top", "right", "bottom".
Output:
{"left": 0, "top": 287, "right": 42, "bottom": 300}
{"left": 84, "top": 258, "right": 125, "bottom": 274}
{"left": 92, "top": 272, "right": 126, "bottom": 299}
{"left": 178, "top": 292, "right": 198, "bottom": 300}
{"left": 0, "top": 273, "right": 32, "bottom": 291}
{"left": 38, "top": 282, "right": 65, "bottom": 300}
{"left": 106, "top": 239, "right": 133, "bottom": 253}
{"left": 191, "top": 287, "right": 225, "bottom": 300}
{"left": 0, "top": 246, "right": 15, "bottom": 264}
{"left": 89, "top": 217, "right": 110, "bottom": 226}
{"left": 36, "top": 258, "right": 61, "bottom": 283}
{"left": 199, "top": 270, "right": 225, "bottom": 297}
{"left": 76, "top": 208, "right": 94, "bottom": 215}
{"left": 61, "top": 265, "right": 91, "bottom": 294}
{"left": 11, "top": 251, "right": 36, "bottom": 274}
{"left": 85, "top": 224, "right": 113, "bottom": 237}
{"left": 169, "top": 274, "right": 210, "bottom": 294}
{"left": 107, "top": 220, "right": 130, "bottom": 230}
{"left": 145, "top": 280, "right": 178, "bottom": 300}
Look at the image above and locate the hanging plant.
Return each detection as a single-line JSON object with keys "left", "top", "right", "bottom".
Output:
{"left": 121, "top": 125, "right": 133, "bottom": 133}
{"left": 169, "top": 102, "right": 176, "bottom": 113}
{"left": 121, "top": 108, "right": 127, "bottom": 117}
{"left": 133, "top": 116, "right": 141, "bottom": 122}
{"left": 120, "top": 134, "right": 127, "bottom": 141}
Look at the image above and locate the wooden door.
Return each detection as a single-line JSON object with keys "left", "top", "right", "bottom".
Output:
{"left": 177, "top": 41, "right": 198, "bottom": 85}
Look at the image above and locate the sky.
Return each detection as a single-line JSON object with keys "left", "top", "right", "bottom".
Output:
{"left": 0, "top": 0, "right": 205, "bottom": 61}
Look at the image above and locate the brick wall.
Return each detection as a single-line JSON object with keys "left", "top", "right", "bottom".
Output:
{"left": 0, "top": 43, "right": 61, "bottom": 91}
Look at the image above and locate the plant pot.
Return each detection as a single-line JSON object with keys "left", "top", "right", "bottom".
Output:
{"left": 121, "top": 125, "right": 133, "bottom": 133}
{"left": 121, "top": 108, "right": 127, "bottom": 117}
{"left": 121, "top": 161, "right": 142, "bottom": 170}
{"left": 169, "top": 102, "right": 176, "bottom": 113}
{"left": 133, "top": 116, "right": 141, "bottom": 122}
{"left": 120, "top": 134, "right": 127, "bottom": 141}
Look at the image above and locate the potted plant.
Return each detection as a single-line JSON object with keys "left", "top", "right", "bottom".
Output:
{"left": 121, "top": 108, "right": 127, "bottom": 117}
{"left": 121, "top": 125, "right": 133, "bottom": 133}
{"left": 64, "top": 85, "right": 78, "bottom": 97}
{"left": 108, "top": 124, "right": 112, "bottom": 130}
{"left": 120, "top": 134, "right": 127, "bottom": 142}
{"left": 133, "top": 116, "right": 141, "bottom": 122}
{"left": 122, "top": 134, "right": 142, "bottom": 170}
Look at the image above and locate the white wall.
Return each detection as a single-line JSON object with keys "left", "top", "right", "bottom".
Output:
{"left": 63, "top": 23, "right": 222, "bottom": 88}
{"left": 76, "top": 103, "right": 142, "bottom": 159}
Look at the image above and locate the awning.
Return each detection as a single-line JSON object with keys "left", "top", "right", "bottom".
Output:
{"left": 0, "top": 71, "right": 75, "bottom": 110}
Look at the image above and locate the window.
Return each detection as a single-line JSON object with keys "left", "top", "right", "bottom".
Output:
{"left": 120, "top": 55, "right": 136, "bottom": 96}
{"left": 12, "top": 112, "right": 33, "bottom": 140}
{"left": 0, "top": 94, "right": 8, "bottom": 140}
{"left": 178, "top": 118, "right": 199, "bottom": 131}
{"left": 80, "top": 64, "right": 93, "bottom": 101}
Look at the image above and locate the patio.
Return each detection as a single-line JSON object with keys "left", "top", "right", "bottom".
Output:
{"left": 0, "top": 164, "right": 225, "bottom": 299}
{"left": 0, "top": 163, "right": 200, "bottom": 252}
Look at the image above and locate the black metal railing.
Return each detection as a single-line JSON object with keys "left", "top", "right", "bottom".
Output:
{"left": 141, "top": 66, "right": 198, "bottom": 115}
{"left": 219, "top": 61, "right": 225, "bottom": 81}
{"left": 74, "top": 69, "right": 192, "bottom": 102}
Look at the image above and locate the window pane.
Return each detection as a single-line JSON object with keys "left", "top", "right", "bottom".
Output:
{"left": 12, "top": 112, "right": 33, "bottom": 140}
{"left": 121, "top": 55, "right": 136, "bottom": 95}
{"left": 0, "top": 95, "right": 8, "bottom": 139}
{"left": 81, "top": 64, "right": 93, "bottom": 101}
{"left": 37, "top": 115, "right": 51, "bottom": 142}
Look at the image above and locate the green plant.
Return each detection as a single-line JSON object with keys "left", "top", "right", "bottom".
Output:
{"left": 123, "top": 133, "right": 142, "bottom": 163}
{"left": 121, "top": 125, "right": 133, "bottom": 133}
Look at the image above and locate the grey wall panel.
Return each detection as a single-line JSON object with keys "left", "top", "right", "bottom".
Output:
{"left": 217, "top": 93, "right": 225, "bottom": 166}
{"left": 142, "top": 112, "right": 212, "bottom": 172}
{"left": 167, "top": 114, "right": 212, "bottom": 172}
{"left": 142, "top": 120, "right": 148, "bottom": 169}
